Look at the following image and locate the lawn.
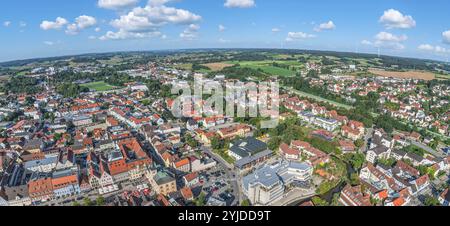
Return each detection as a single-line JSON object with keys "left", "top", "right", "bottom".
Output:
{"left": 80, "top": 81, "right": 116, "bottom": 91}
{"left": 213, "top": 148, "right": 236, "bottom": 164}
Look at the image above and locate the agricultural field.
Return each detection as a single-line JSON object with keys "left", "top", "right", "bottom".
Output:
{"left": 202, "top": 62, "right": 234, "bottom": 71}
{"left": 225, "top": 60, "right": 299, "bottom": 77}
{"left": 97, "top": 56, "right": 124, "bottom": 65}
{"left": 80, "top": 81, "right": 116, "bottom": 91}
{"left": 174, "top": 63, "right": 193, "bottom": 71}
{"left": 368, "top": 69, "right": 436, "bottom": 81}
{"left": 436, "top": 74, "right": 450, "bottom": 80}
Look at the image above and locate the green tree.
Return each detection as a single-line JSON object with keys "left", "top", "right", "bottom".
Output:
{"left": 354, "top": 139, "right": 364, "bottom": 148}
{"left": 349, "top": 173, "right": 360, "bottom": 186}
{"left": 311, "top": 197, "right": 329, "bottom": 206}
{"left": 83, "top": 197, "right": 94, "bottom": 206}
{"left": 347, "top": 153, "right": 366, "bottom": 170}
{"left": 185, "top": 134, "right": 199, "bottom": 148}
{"left": 96, "top": 196, "right": 106, "bottom": 206}
{"left": 240, "top": 199, "right": 251, "bottom": 206}
{"left": 423, "top": 195, "right": 440, "bottom": 206}
{"left": 211, "top": 136, "right": 223, "bottom": 150}
{"left": 195, "top": 193, "right": 207, "bottom": 206}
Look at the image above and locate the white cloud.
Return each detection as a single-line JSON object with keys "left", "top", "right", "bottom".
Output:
{"left": 362, "top": 32, "right": 407, "bottom": 50}
{"left": 3, "top": 21, "right": 11, "bottom": 27}
{"left": 286, "top": 32, "right": 316, "bottom": 42}
{"left": 434, "top": 46, "right": 448, "bottom": 53}
{"left": 95, "top": 27, "right": 101, "bottom": 32}
{"left": 98, "top": 0, "right": 139, "bottom": 10}
{"left": 180, "top": 24, "right": 200, "bottom": 40}
{"left": 443, "top": 30, "right": 450, "bottom": 44}
{"left": 379, "top": 9, "right": 416, "bottom": 29}
{"left": 224, "top": 0, "right": 255, "bottom": 8}
{"left": 219, "top": 24, "right": 226, "bottom": 32}
{"left": 19, "top": 21, "right": 27, "bottom": 27}
{"left": 43, "top": 41, "right": 54, "bottom": 46}
{"left": 272, "top": 28, "right": 280, "bottom": 33}
{"left": 418, "top": 44, "right": 434, "bottom": 51}
{"left": 314, "top": 21, "right": 336, "bottom": 32}
{"left": 361, "top": 40, "right": 373, "bottom": 45}
{"left": 65, "top": 15, "right": 97, "bottom": 35}
{"left": 373, "top": 31, "right": 407, "bottom": 50}
{"left": 40, "top": 17, "right": 68, "bottom": 30}
{"left": 418, "top": 44, "right": 448, "bottom": 54}
{"left": 101, "top": 1, "right": 201, "bottom": 40}
{"left": 375, "top": 31, "right": 407, "bottom": 42}
{"left": 110, "top": 5, "right": 201, "bottom": 31}
{"left": 100, "top": 30, "right": 163, "bottom": 40}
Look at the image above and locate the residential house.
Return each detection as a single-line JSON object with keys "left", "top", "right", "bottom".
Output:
{"left": 338, "top": 184, "right": 372, "bottom": 206}
{"left": 183, "top": 172, "right": 199, "bottom": 187}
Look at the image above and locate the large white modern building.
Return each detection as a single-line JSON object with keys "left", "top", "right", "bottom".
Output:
{"left": 242, "top": 161, "right": 313, "bottom": 205}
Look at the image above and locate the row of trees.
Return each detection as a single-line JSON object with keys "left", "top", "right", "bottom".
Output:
{"left": 2, "top": 76, "right": 43, "bottom": 94}
{"left": 73, "top": 196, "right": 106, "bottom": 206}
{"left": 56, "top": 83, "right": 90, "bottom": 98}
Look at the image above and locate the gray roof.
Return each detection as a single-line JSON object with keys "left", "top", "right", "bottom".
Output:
{"left": 24, "top": 156, "right": 58, "bottom": 169}
{"left": 243, "top": 164, "right": 282, "bottom": 189}
{"left": 52, "top": 168, "right": 76, "bottom": 179}
{"left": 154, "top": 171, "right": 175, "bottom": 185}
{"left": 23, "top": 139, "right": 43, "bottom": 150}
{"left": 108, "top": 150, "right": 124, "bottom": 162}
{"left": 392, "top": 149, "right": 407, "bottom": 157}
{"left": 370, "top": 146, "right": 389, "bottom": 155}
{"left": 230, "top": 137, "right": 268, "bottom": 158}
{"left": 242, "top": 161, "right": 312, "bottom": 190}
{"left": 235, "top": 149, "right": 273, "bottom": 168}
{"left": 406, "top": 152, "right": 424, "bottom": 162}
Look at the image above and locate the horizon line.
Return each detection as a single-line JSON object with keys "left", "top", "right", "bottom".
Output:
{"left": 0, "top": 47, "right": 448, "bottom": 66}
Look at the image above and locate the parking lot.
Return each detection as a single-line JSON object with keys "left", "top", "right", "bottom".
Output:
{"left": 199, "top": 164, "right": 237, "bottom": 206}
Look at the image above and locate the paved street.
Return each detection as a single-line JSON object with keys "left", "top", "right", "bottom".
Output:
{"left": 409, "top": 140, "right": 446, "bottom": 158}
{"left": 362, "top": 127, "right": 374, "bottom": 152}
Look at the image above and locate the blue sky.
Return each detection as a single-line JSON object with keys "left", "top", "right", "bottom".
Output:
{"left": 1, "top": 0, "right": 449, "bottom": 62}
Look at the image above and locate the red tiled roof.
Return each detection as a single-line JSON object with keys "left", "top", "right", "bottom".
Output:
{"left": 183, "top": 172, "right": 198, "bottom": 182}
{"left": 174, "top": 158, "right": 190, "bottom": 168}
{"left": 180, "top": 187, "right": 193, "bottom": 200}
{"left": 279, "top": 143, "right": 300, "bottom": 156}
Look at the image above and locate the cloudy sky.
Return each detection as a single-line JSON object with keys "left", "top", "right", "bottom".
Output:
{"left": 0, "top": 0, "right": 449, "bottom": 62}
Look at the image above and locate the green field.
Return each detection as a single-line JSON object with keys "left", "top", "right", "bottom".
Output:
{"left": 81, "top": 81, "right": 116, "bottom": 91}
{"left": 436, "top": 74, "right": 450, "bottom": 80}
{"left": 225, "top": 60, "right": 299, "bottom": 77}
{"left": 284, "top": 86, "right": 354, "bottom": 110}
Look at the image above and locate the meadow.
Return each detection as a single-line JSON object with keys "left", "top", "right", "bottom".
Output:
{"left": 224, "top": 60, "right": 300, "bottom": 77}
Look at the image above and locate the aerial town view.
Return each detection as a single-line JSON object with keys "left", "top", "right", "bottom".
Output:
{"left": 1, "top": 0, "right": 450, "bottom": 210}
